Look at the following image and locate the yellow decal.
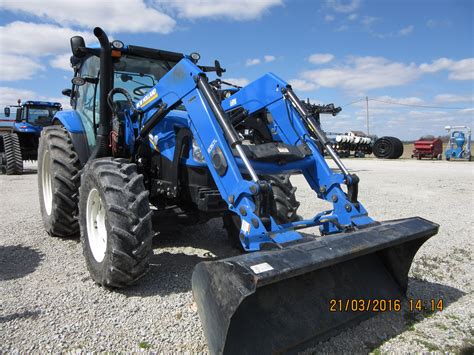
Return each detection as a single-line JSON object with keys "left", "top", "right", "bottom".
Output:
{"left": 136, "top": 88, "right": 158, "bottom": 108}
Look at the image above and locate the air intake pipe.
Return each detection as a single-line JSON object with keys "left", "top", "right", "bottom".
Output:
{"left": 89, "top": 27, "right": 113, "bottom": 159}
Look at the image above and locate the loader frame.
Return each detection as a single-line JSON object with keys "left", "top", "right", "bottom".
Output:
{"left": 114, "top": 59, "right": 375, "bottom": 250}
{"left": 56, "top": 29, "right": 375, "bottom": 251}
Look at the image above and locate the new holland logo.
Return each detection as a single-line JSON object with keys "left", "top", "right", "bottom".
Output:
{"left": 136, "top": 88, "right": 158, "bottom": 108}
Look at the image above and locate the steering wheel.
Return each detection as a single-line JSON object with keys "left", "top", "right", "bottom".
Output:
{"left": 107, "top": 88, "right": 136, "bottom": 114}
{"left": 133, "top": 85, "right": 153, "bottom": 97}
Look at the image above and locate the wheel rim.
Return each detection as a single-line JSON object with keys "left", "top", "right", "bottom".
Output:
{"left": 86, "top": 188, "right": 107, "bottom": 262}
{"left": 42, "top": 150, "right": 53, "bottom": 215}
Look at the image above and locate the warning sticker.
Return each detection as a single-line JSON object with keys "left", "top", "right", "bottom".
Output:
{"left": 250, "top": 262, "right": 274, "bottom": 274}
{"left": 241, "top": 220, "right": 251, "bottom": 234}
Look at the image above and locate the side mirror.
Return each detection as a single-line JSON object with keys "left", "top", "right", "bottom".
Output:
{"left": 4, "top": 107, "right": 10, "bottom": 117}
{"left": 214, "top": 60, "right": 226, "bottom": 77}
{"left": 62, "top": 88, "right": 72, "bottom": 97}
{"left": 70, "top": 36, "right": 86, "bottom": 58}
{"left": 15, "top": 108, "right": 22, "bottom": 122}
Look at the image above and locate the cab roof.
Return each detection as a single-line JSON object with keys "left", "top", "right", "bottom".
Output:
{"left": 24, "top": 101, "right": 62, "bottom": 107}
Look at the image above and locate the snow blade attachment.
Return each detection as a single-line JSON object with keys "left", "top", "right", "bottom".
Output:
{"left": 192, "top": 217, "right": 438, "bottom": 354}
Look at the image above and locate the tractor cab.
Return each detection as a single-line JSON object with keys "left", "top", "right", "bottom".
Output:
{"left": 64, "top": 42, "right": 181, "bottom": 149}
{"left": 63, "top": 35, "right": 225, "bottom": 152}
{"left": 15, "top": 101, "right": 62, "bottom": 127}
{"left": 4, "top": 100, "right": 61, "bottom": 131}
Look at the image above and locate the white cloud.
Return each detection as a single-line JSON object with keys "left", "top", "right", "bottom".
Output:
{"left": 373, "top": 95, "right": 424, "bottom": 105}
{"left": 335, "top": 25, "right": 349, "bottom": 32}
{"left": 398, "top": 25, "right": 414, "bottom": 36}
{"left": 288, "top": 79, "right": 317, "bottom": 91}
{"left": 246, "top": 58, "right": 261, "bottom": 66}
{"left": 374, "top": 25, "right": 415, "bottom": 39}
{"left": 0, "top": 22, "right": 95, "bottom": 80}
{"left": 325, "top": 14, "right": 335, "bottom": 22}
{"left": 264, "top": 55, "right": 276, "bottom": 63}
{"left": 348, "top": 13, "right": 358, "bottom": 21}
{"left": 295, "top": 55, "right": 474, "bottom": 92}
{"left": 308, "top": 53, "right": 334, "bottom": 64}
{"left": 419, "top": 58, "right": 452, "bottom": 73}
{"left": 0, "top": 87, "right": 36, "bottom": 107}
{"left": 0, "top": 87, "right": 71, "bottom": 109}
{"left": 426, "top": 19, "right": 437, "bottom": 28}
{"left": 157, "top": 0, "right": 282, "bottom": 20}
{"left": 426, "top": 19, "right": 451, "bottom": 29}
{"left": 326, "top": 0, "right": 360, "bottom": 13}
{"left": 301, "top": 56, "right": 421, "bottom": 91}
{"left": 50, "top": 53, "right": 73, "bottom": 71}
{"left": 458, "top": 108, "right": 474, "bottom": 115}
{"left": 434, "top": 94, "right": 474, "bottom": 103}
{"left": 0, "top": 0, "right": 176, "bottom": 34}
{"left": 353, "top": 95, "right": 424, "bottom": 109}
{"left": 420, "top": 58, "right": 474, "bottom": 80}
{"left": 0, "top": 54, "right": 45, "bottom": 81}
{"left": 361, "top": 16, "right": 379, "bottom": 27}
{"left": 222, "top": 78, "right": 250, "bottom": 87}
{"left": 0, "top": 22, "right": 96, "bottom": 56}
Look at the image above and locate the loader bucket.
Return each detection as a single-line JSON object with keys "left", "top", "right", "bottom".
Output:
{"left": 192, "top": 217, "right": 438, "bottom": 354}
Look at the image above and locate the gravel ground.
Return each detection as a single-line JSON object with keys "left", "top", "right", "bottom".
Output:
{"left": 1, "top": 159, "right": 473, "bottom": 353}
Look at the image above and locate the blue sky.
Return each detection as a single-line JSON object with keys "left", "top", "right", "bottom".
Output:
{"left": 0, "top": 0, "right": 472, "bottom": 139}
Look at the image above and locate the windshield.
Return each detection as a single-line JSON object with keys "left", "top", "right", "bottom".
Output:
{"left": 113, "top": 55, "right": 178, "bottom": 101}
{"left": 26, "top": 106, "right": 59, "bottom": 125}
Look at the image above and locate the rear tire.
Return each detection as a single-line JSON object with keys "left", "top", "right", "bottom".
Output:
{"left": 79, "top": 158, "right": 153, "bottom": 288}
{"left": 38, "top": 126, "right": 81, "bottom": 237}
{"left": 1, "top": 133, "right": 23, "bottom": 175}
{"left": 223, "top": 174, "right": 300, "bottom": 247}
{"left": 373, "top": 136, "right": 403, "bottom": 159}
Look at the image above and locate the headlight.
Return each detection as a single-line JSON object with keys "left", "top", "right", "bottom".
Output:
{"left": 189, "top": 52, "right": 201, "bottom": 63}
{"left": 192, "top": 139, "right": 205, "bottom": 163}
{"left": 112, "top": 40, "right": 124, "bottom": 49}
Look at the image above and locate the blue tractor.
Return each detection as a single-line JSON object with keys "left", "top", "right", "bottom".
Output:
{"left": 444, "top": 125, "right": 472, "bottom": 161}
{"left": 0, "top": 100, "right": 62, "bottom": 174}
{"left": 37, "top": 28, "right": 439, "bottom": 353}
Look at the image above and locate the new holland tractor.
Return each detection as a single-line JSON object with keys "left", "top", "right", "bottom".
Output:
{"left": 0, "top": 100, "right": 62, "bottom": 174}
{"left": 37, "top": 28, "right": 439, "bottom": 353}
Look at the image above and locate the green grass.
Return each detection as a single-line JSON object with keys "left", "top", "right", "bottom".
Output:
{"left": 415, "top": 338, "right": 440, "bottom": 352}
{"left": 435, "top": 322, "right": 449, "bottom": 331}
{"left": 138, "top": 341, "right": 152, "bottom": 350}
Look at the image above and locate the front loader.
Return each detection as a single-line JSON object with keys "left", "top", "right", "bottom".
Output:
{"left": 38, "top": 27, "right": 438, "bottom": 353}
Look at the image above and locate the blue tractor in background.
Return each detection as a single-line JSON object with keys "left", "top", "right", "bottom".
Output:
{"left": 0, "top": 100, "right": 62, "bottom": 174}
{"left": 444, "top": 125, "right": 472, "bottom": 161}
{"left": 36, "top": 27, "right": 439, "bottom": 353}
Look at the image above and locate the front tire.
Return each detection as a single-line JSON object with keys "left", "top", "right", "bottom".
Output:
{"left": 1, "top": 133, "right": 23, "bottom": 175}
{"left": 79, "top": 158, "right": 153, "bottom": 288}
{"left": 38, "top": 126, "right": 81, "bottom": 237}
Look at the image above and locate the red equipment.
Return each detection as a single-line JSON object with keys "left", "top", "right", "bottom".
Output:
{"left": 412, "top": 136, "right": 443, "bottom": 160}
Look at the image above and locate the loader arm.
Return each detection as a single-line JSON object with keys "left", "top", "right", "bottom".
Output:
{"left": 134, "top": 58, "right": 374, "bottom": 250}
